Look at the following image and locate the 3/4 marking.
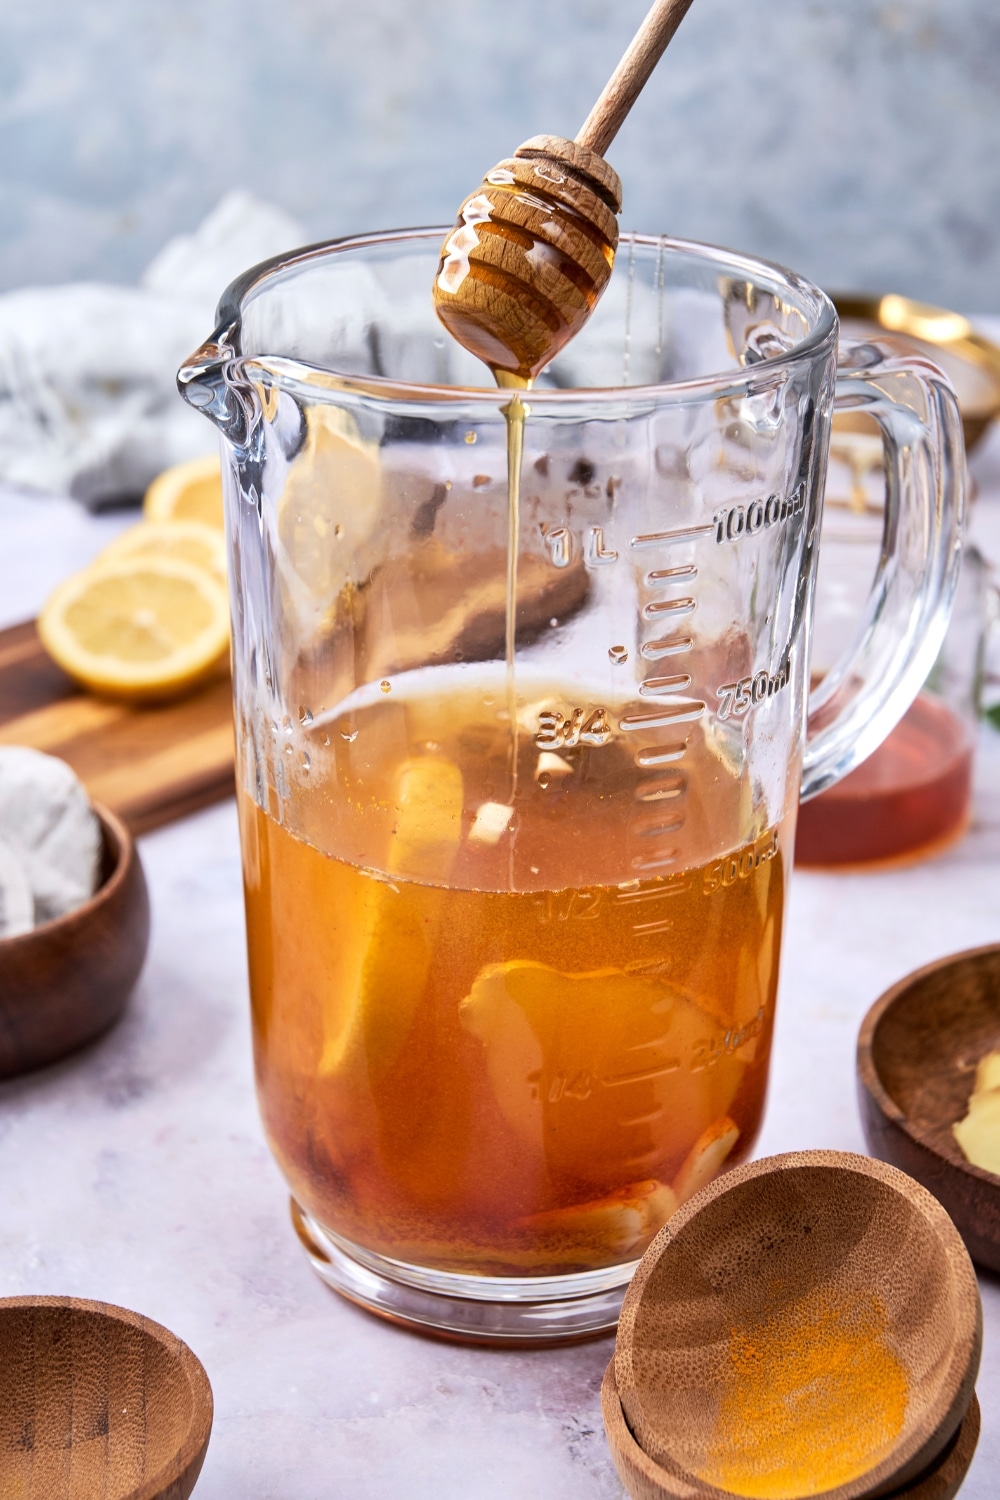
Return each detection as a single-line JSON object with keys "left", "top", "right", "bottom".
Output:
{"left": 535, "top": 705, "right": 612, "bottom": 749}
{"left": 714, "top": 485, "right": 805, "bottom": 545}
{"left": 716, "top": 661, "right": 789, "bottom": 721}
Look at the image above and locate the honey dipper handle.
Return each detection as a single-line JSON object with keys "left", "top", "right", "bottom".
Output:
{"left": 576, "top": 0, "right": 696, "bottom": 158}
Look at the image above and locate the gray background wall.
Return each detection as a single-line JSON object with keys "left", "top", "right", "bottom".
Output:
{"left": 1, "top": 0, "right": 998, "bottom": 309}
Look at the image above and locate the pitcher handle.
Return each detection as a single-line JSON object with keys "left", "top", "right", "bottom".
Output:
{"left": 801, "top": 336, "right": 966, "bottom": 801}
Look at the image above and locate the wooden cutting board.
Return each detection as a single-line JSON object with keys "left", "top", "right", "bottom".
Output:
{"left": 0, "top": 620, "right": 235, "bottom": 834}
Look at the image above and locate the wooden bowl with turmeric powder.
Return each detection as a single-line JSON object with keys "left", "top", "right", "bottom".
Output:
{"left": 608, "top": 1151, "right": 981, "bottom": 1500}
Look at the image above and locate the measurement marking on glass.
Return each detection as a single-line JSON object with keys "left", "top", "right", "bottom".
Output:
{"left": 603, "top": 1062, "right": 683, "bottom": 1087}
{"left": 639, "top": 674, "right": 692, "bottom": 697}
{"left": 646, "top": 564, "right": 697, "bottom": 585}
{"left": 585, "top": 526, "right": 618, "bottom": 566}
{"left": 635, "top": 815, "right": 685, "bottom": 840}
{"left": 631, "top": 523, "right": 715, "bottom": 550}
{"left": 634, "top": 742, "right": 688, "bottom": 767}
{"left": 614, "top": 878, "right": 690, "bottom": 904}
{"left": 643, "top": 597, "right": 696, "bottom": 621}
{"left": 631, "top": 846, "right": 680, "bottom": 871}
{"left": 620, "top": 704, "right": 706, "bottom": 731}
{"left": 635, "top": 777, "right": 686, "bottom": 803}
{"left": 630, "top": 917, "right": 675, "bottom": 936}
{"left": 640, "top": 636, "right": 693, "bottom": 661}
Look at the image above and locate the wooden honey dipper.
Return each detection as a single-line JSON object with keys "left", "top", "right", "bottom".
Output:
{"left": 433, "top": 0, "right": 696, "bottom": 385}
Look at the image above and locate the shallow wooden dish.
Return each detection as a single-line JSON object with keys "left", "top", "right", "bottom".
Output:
{"left": 0, "top": 803, "right": 150, "bottom": 1077}
{"left": 858, "top": 943, "right": 1000, "bottom": 1274}
{"left": 0, "top": 1296, "right": 212, "bottom": 1500}
{"left": 833, "top": 293, "right": 1000, "bottom": 452}
{"left": 602, "top": 1363, "right": 981, "bottom": 1500}
{"left": 613, "top": 1151, "right": 981, "bottom": 1500}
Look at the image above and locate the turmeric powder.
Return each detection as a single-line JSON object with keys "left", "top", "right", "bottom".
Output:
{"left": 696, "top": 1284, "right": 909, "bottom": 1499}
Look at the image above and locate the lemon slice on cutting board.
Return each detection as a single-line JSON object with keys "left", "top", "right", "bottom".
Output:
{"left": 39, "top": 558, "right": 230, "bottom": 702}
{"left": 95, "top": 519, "right": 228, "bottom": 585}
{"left": 144, "top": 454, "right": 224, "bottom": 530}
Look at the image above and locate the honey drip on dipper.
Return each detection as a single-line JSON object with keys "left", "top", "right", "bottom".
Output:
{"left": 433, "top": 0, "right": 696, "bottom": 828}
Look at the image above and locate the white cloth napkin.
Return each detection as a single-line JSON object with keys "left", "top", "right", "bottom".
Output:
{"left": 0, "top": 192, "right": 304, "bottom": 508}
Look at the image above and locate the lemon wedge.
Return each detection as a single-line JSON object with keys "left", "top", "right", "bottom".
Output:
{"left": 277, "top": 406, "right": 381, "bottom": 630}
{"left": 94, "top": 519, "right": 227, "bottom": 586}
{"left": 320, "top": 754, "right": 464, "bottom": 1079}
{"left": 39, "top": 558, "right": 230, "bottom": 702}
{"left": 144, "top": 454, "right": 224, "bottom": 530}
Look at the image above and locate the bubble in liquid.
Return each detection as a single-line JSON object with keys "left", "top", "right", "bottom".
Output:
{"left": 380, "top": 680, "right": 392, "bottom": 694}
{"left": 549, "top": 617, "right": 558, "bottom": 628}
{"left": 465, "top": 430, "right": 478, "bottom": 445}
{"left": 334, "top": 523, "right": 344, "bottom": 539}
{"left": 299, "top": 707, "right": 314, "bottom": 725}
{"left": 537, "top": 773, "right": 552, "bottom": 790}
{"left": 609, "top": 644, "right": 629, "bottom": 664}
{"left": 300, "top": 751, "right": 311, "bottom": 771}
{"left": 340, "top": 728, "right": 358, "bottom": 743}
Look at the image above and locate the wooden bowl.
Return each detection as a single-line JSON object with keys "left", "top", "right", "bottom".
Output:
{"left": 602, "top": 1364, "right": 981, "bottom": 1500}
{"left": 613, "top": 1151, "right": 981, "bottom": 1500}
{"left": 858, "top": 942, "right": 1000, "bottom": 1274}
{"left": 0, "top": 803, "right": 150, "bottom": 1077}
{"left": 833, "top": 293, "right": 1000, "bottom": 452}
{"left": 0, "top": 1296, "right": 212, "bottom": 1500}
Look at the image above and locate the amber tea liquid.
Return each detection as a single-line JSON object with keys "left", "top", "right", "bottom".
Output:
{"left": 242, "top": 673, "right": 787, "bottom": 1278}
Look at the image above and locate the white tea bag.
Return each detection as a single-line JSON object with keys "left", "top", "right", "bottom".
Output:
{"left": 0, "top": 747, "right": 101, "bottom": 926}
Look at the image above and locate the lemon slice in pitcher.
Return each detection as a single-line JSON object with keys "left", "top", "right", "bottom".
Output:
{"left": 144, "top": 454, "right": 224, "bottom": 529}
{"left": 39, "top": 558, "right": 230, "bottom": 702}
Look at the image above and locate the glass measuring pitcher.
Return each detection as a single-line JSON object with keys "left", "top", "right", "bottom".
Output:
{"left": 179, "top": 230, "right": 964, "bottom": 1342}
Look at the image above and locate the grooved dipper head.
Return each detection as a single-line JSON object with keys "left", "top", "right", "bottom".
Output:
{"left": 433, "top": 135, "right": 622, "bottom": 384}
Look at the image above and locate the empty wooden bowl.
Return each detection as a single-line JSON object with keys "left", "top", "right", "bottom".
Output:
{"left": 858, "top": 942, "right": 1000, "bottom": 1274}
{"left": 0, "top": 803, "right": 150, "bottom": 1078}
{"left": 0, "top": 1296, "right": 212, "bottom": 1500}
{"left": 611, "top": 1151, "right": 981, "bottom": 1500}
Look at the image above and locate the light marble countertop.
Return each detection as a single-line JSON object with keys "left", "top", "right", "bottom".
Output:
{"left": 3, "top": 399, "right": 1000, "bottom": 1496}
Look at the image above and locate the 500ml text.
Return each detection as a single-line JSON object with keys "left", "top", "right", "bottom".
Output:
{"left": 716, "top": 660, "right": 789, "bottom": 721}
{"left": 703, "top": 828, "right": 779, "bottom": 895}
{"left": 714, "top": 485, "right": 805, "bottom": 545}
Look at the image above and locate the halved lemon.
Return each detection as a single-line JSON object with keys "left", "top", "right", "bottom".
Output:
{"left": 144, "top": 454, "right": 224, "bottom": 530}
{"left": 95, "top": 519, "right": 227, "bottom": 586}
{"left": 39, "top": 558, "right": 230, "bottom": 702}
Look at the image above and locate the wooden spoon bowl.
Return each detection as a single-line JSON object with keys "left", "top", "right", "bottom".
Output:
{"left": 0, "top": 803, "right": 150, "bottom": 1078}
{"left": 613, "top": 1151, "right": 981, "bottom": 1500}
{"left": 0, "top": 1296, "right": 212, "bottom": 1500}
{"left": 858, "top": 942, "right": 1000, "bottom": 1273}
